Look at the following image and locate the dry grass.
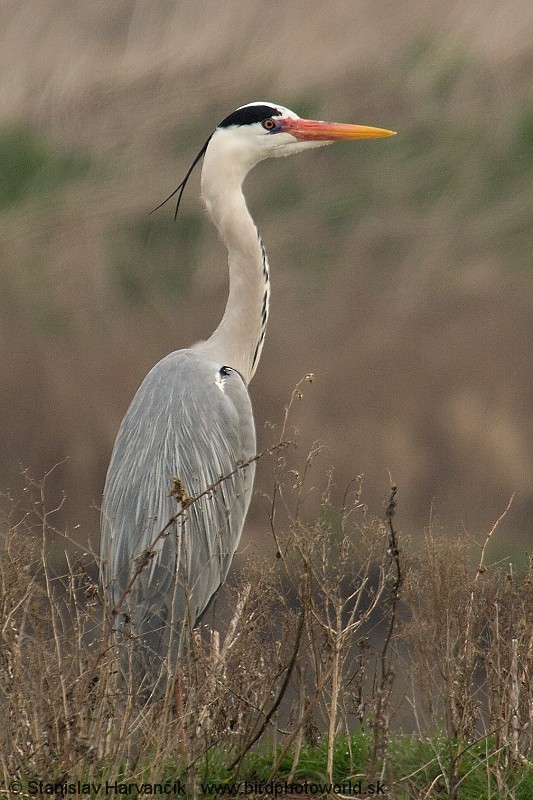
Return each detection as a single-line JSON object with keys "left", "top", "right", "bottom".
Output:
{"left": 0, "top": 441, "right": 392, "bottom": 782}
{"left": 1, "top": 1, "right": 532, "bottom": 546}
{"left": 1, "top": 431, "right": 531, "bottom": 796}
{"left": 402, "top": 505, "right": 533, "bottom": 796}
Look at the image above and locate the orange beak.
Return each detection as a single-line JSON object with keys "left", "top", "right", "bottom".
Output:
{"left": 278, "top": 117, "right": 396, "bottom": 141}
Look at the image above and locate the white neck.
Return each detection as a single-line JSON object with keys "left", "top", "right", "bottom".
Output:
{"left": 193, "top": 134, "right": 270, "bottom": 385}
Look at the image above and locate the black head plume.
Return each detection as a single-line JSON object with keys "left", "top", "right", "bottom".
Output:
{"left": 218, "top": 104, "right": 282, "bottom": 128}
{"left": 149, "top": 135, "right": 211, "bottom": 220}
{"left": 150, "top": 104, "right": 284, "bottom": 220}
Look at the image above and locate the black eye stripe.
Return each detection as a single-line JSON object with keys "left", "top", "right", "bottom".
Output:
{"left": 218, "top": 105, "right": 282, "bottom": 129}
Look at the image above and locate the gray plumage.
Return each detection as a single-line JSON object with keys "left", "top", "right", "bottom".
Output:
{"left": 102, "top": 350, "right": 254, "bottom": 688}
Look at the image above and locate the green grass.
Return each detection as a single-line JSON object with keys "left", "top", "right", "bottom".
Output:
{"left": 199, "top": 731, "right": 529, "bottom": 798}
{"left": 0, "top": 124, "right": 93, "bottom": 209}
{"left": 224, "top": 732, "right": 532, "bottom": 799}
{"left": 17, "top": 730, "right": 526, "bottom": 799}
{"left": 110, "top": 212, "right": 204, "bottom": 304}
{"left": 17, "top": 732, "right": 529, "bottom": 800}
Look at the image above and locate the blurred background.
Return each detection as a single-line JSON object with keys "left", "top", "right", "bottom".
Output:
{"left": 0, "top": 0, "right": 532, "bottom": 563}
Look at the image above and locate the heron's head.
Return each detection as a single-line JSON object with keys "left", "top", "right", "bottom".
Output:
{"left": 213, "top": 102, "right": 395, "bottom": 166}
{"left": 152, "top": 102, "right": 395, "bottom": 219}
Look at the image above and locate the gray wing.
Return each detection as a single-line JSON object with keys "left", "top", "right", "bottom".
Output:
{"left": 101, "top": 348, "right": 255, "bottom": 683}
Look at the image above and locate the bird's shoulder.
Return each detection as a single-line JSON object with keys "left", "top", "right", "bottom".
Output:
{"left": 144, "top": 347, "right": 243, "bottom": 387}
{"left": 118, "top": 348, "right": 253, "bottom": 443}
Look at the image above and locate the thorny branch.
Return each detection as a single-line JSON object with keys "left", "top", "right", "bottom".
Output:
{"left": 226, "top": 600, "right": 306, "bottom": 773}
{"left": 381, "top": 483, "right": 402, "bottom": 674}
{"left": 370, "top": 482, "right": 403, "bottom": 777}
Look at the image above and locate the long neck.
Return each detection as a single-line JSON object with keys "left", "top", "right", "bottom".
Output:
{"left": 194, "top": 141, "right": 270, "bottom": 385}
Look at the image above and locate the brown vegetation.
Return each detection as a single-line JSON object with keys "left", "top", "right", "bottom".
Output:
{"left": 1, "top": 438, "right": 531, "bottom": 796}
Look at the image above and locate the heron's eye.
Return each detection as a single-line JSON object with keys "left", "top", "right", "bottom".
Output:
{"left": 262, "top": 118, "right": 277, "bottom": 131}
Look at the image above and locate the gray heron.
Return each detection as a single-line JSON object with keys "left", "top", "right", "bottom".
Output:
{"left": 101, "top": 102, "right": 395, "bottom": 694}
